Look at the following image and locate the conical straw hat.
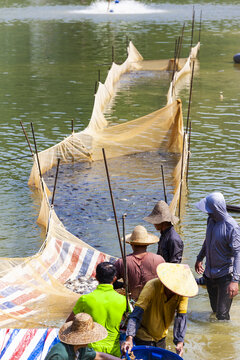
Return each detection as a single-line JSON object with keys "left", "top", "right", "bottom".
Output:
{"left": 156, "top": 263, "right": 198, "bottom": 297}
{"left": 125, "top": 225, "right": 159, "bottom": 246}
{"left": 59, "top": 313, "right": 108, "bottom": 345}
{"left": 144, "top": 200, "right": 179, "bottom": 225}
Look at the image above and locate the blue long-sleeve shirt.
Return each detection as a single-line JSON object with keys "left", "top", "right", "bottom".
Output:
{"left": 157, "top": 225, "right": 183, "bottom": 263}
{"left": 196, "top": 194, "right": 240, "bottom": 282}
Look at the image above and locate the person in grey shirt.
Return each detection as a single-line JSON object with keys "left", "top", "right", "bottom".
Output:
{"left": 195, "top": 191, "right": 240, "bottom": 320}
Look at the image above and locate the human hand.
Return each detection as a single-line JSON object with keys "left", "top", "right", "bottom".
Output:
{"left": 121, "top": 336, "right": 133, "bottom": 355}
{"left": 175, "top": 342, "right": 184, "bottom": 357}
{"left": 195, "top": 260, "right": 204, "bottom": 274}
{"left": 227, "top": 281, "right": 238, "bottom": 298}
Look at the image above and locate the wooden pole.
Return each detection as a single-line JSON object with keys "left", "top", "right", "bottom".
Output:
{"left": 190, "top": 6, "right": 195, "bottom": 48}
{"left": 199, "top": 10, "right": 202, "bottom": 43}
{"left": 20, "top": 121, "right": 34, "bottom": 156}
{"left": 171, "top": 38, "right": 179, "bottom": 82}
{"left": 186, "top": 121, "right": 192, "bottom": 184}
{"left": 112, "top": 46, "right": 115, "bottom": 63}
{"left": 122, "top": 214, "right": 129, "bottom": 312}
{"left": 178, "top": 132, "right": 186, "bottom": 218}
{"left": 71, "top": 119, "right": 74, "bottom": 134}
{"left": 51, "top": 158, "right": 60, "bottom": 206}
{"left": 94, "top": 81, "right": 98, "bottom": 94}
{"left": 178, "top": 23, "right": 185, "bottom": 64}
{"left": 30, "top": 122, "right": 43, "bottom": 180}
{"left": 102, "top": 148, "right": 124, "bottom": 258}
{"left": 186, "top": 60, "right": 195, "bottom": 134}
{"left": 161, "top": 165, "right": 168, "bottom": 204}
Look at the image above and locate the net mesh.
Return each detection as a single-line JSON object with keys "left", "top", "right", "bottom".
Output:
{"left": 0, "top": 41, "right": 199, "bottom": 329}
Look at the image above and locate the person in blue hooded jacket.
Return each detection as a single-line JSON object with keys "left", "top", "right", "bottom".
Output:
{"left": 195, "top": 192, "right": 240, "bottom": 320}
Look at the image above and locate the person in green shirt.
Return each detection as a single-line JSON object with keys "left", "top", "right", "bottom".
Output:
{"left": 66, "top": 262, "right": 127, "bottom": 357}
{"left": 45, "top": 313, "right": 120, "bottom": 360}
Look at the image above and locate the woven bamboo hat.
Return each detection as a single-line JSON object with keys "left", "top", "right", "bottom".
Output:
{"left": 156, "top": 263, "right": 198, "bottom": 297}
{"left": 144, "top": 200, "right": 179, "bottom": 225}
{"left": 125, "top": 225, "right": 159, "bottom": 246}
{"left": 59, "top": 313, "right": 108, "bottom": 346}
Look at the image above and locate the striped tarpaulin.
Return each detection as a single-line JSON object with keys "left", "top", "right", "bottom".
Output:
{"left": 0, "top": 235, "right": 116, "bottom": 327}
{"left": 0, "top": 328, "right": 59, "bottom": 359}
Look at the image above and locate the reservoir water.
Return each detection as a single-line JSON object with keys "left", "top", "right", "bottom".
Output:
{"left": 0, "top": 0, "right": 240, "bottom": 358}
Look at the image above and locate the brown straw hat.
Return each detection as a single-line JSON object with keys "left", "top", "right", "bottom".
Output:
{"left": 59, "top": 313, "right": 108, "bottom": 346}
{"left": 125, "top": 225, "right": 159, "bottom": 246}
{"left": 143, "top": 200, "right": 179, "bottom": 225}
{"left": 156, "top": 263, "right": 198, "bottom": 297}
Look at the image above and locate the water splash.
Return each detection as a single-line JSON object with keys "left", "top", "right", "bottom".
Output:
{"left": 78, "top": 0, "right": 167, "bottom": 15}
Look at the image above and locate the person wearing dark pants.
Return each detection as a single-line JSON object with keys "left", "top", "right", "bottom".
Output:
{"left": 195, "top": 192, "right": 240, "bottom": 320}
{"left": 205, "top": 275, "right": 233, "bottom": 320}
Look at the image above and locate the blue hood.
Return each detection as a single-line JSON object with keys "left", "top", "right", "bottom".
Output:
{"left": 195, "top": 192, "right": 227, "bottom": 222}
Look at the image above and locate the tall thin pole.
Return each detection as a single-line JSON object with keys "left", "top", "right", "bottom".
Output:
{"left": 199, "top": 10, "right": 202, "bottom": 43}
{"left": 31, "top": 122, "right": 43, "bottom": 180}
{"left": 51, "top": 158, "right": 60, "bottom": 206}
{"left": 20, "top": 121, "right": 34, "bottom": 156}
{"left": 186, "top": 121, "right": 192, "bottom": 184}
{"left": 190, "top": 6, "right": 195, "bottom": 48}
{"left": 186, "top": 60, "right": 195, "bottom": 134}
{"left": 178, "top": 132, "right": 186, "bottom": 218}
{"left": 112, "top": 46, "right": 115, "bottom": 63}
{"left": 102, "top": 148, "right": 124, "bottom": 258}
{"left": 171, "top": 38, "right": 179, "bottom": 82}
{"left": 178, "top": 23, "right": 185, "bottom": 64}
{"left": 71, "top": 119, "right": 74, "bottom": 134}
{"left": 161, "top": 165, "right": 168, "bottom": 204}
{"left": 98, "top": 69, "right": 101, "bottom": 83}
{"left": 122, "top": 214, "right": 129, "bottom": 312}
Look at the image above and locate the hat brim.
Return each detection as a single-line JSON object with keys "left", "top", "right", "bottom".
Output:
{"left": 59, "top": 320, "right": 108, "bottom": 345}
{"left": 143, "top": 214, "right": 179, "bottom": 225}
{"left": 156, "top": 263, "right": 198, "bottom": 298}
{"left": 195, "top": 198, "right": 212, "bottom": 213}
{"left": 125, "top": 232, "right": 159, "bottom": 245}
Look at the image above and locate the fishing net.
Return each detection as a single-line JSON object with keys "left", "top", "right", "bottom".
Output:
{"left": 0, "top": 40, "right": 198, "bottom": 330}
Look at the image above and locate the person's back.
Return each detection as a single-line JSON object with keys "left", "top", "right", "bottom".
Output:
{"left": 144, "top": 201, "right": 183, "bottom": 264}
{"left": 69, "top": 262, "right": 126, "bottom": 357}
{"left": 115, "top": 251, "right": 164, "bottom": 300}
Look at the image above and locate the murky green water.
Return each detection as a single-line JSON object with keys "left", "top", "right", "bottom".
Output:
{"left": 0, "top": 0, "right": 240, "bottom": 358}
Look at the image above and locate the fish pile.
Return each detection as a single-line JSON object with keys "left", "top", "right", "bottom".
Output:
{"left": 65, "top": 276, "right": 98, "bottom": 294}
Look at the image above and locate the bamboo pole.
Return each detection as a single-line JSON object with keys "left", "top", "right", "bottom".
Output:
{"left": 30, "top": 122, "right": 42, "bottom": 180}
{"left": 190, "top": 6, "right": 195, "bottom": 48}
{"left": 199, "top": 10, "right": 202, "bottom": 43}
{"left": 71, "top": 119, "right": 74, "bottom": 134}
{"left": 20, "top": 121, "right": 34, "bottom": 156}
{"left": 102, "top": 148, "right": 124, "bottom": 258}
{"left": 178, "top": 23, "right": 185, "bottom": 63}
{"left": 161, "top": 165, "right": 168, "bottom": 204}
{"left": 122, "top": 214, "right": 129, "bottom": 312}
{"left": 186, "top": 121, "right": 192, "bottom": 184}
{"left": 112, "top": 46, "right": 115, "bottom": 63}
{"left": 178, "top": 132, "right": 186, "bottom": 218}
{"left": 186, "top": 60, "right": 195, "bottom": 134}
{"left": 51, "top": 158, "right": 60, "bottom": 206}
{"left": 94, "top": 81, "right": 98, "bottom": 94}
